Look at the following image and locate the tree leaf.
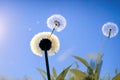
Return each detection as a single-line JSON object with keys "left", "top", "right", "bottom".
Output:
{"left": 112, "top": 73, "right": 120, "bottom": 80}
{"left": 56, "top": 65, "right": 72, "bottom": 80}
{"left": 73, "top": 55, "right": 90, "bottom": 68}
{"left": 36, "top": 68, "right": 47, "bottom": 80}
{"left": 70, "top": 69, "right": 86, "bottom": 80}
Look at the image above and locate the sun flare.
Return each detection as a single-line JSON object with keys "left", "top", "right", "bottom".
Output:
{"left": 0, "top": 15, "right": 9, "bottom": 45}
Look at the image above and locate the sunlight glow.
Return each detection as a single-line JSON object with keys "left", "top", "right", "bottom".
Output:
{"left": 0, "top": 13, "right": 9, "bottom": 45}
{"left": 0, "top": 26, "right": 7, "bottom": 41}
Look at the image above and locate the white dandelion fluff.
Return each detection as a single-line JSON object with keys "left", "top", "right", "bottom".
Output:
{"left": 102, "top": 22, "right": 119, "bottom": 38}
{"left": 47, "top": 14, "right": 67, "bottom": 32}
{"left": 30, "top": 32, "right": 60, "bottom": 57}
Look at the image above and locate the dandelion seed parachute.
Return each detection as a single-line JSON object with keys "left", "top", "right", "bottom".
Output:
{"left": 102, "top": 22, "right": 119, "bottom": 38}
{"left": 30, "top": 32, "right": 60, "bottom": 56}
{"left": 47, "top": 14, "right": 67, "bottom": 32}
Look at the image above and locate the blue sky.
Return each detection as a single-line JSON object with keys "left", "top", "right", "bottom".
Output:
{"left": 0, "top": 0, "right": 120, "bottom": 79}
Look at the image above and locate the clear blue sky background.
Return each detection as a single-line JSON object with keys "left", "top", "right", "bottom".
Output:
{"left": 0, "top": 0, "right": 120, "bottom": 79}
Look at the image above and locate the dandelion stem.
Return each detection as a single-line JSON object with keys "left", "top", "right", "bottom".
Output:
{"left": 100, "top": 29, "right": 112, "bottom": 52}
{"left": 50, "top": 20, "right": 60, "bottom": 37}
{"left": 108, "top": 29, "right": 112, "bottom": 38}
{"left": 44, "top": 50, "right": 51, "bottom": 80}
{"left": 100, "top": 40, "right": 106, "bottom": 53}
{"left": 50, "top": 28, "right": 55, "bottom": 37}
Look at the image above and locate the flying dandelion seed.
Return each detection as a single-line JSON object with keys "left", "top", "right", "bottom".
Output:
{"left": 47, "top": 14, "right": 67, "bottom": 32}
{"left": 30, "top": 32, "right": 60, "bottom": 56}
{"left": 102, "top": 22, "right": 119, "bottom": 38}
{"left": 36, "top": 20, "right": 40, "bottom": 24}
{"left": 28, "top": 27, "right": 32, "bottom": 31}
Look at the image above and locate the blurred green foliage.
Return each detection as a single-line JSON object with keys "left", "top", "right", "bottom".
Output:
{"left": 0, "top": 55, "right": 119, "bottom": 80}
{"left": 36, "top": 54, "right": 120, "bottom": 80}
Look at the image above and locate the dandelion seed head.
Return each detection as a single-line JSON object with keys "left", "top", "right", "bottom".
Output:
{"left": 30, "top": 32, "right": 60, "bottom": 57}
{"left": 102, "top": 22, "right": 119, "bottom": 38}
{"left": 47, "top": 14, "right": 67, "bottom": 32}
